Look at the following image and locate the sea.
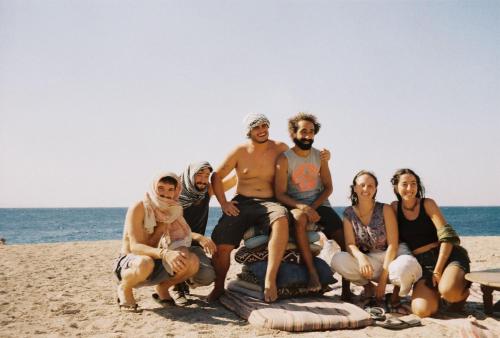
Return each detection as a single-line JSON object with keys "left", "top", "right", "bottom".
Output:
{"left": 0, "top": 207, "right": 499, "bottom": 245}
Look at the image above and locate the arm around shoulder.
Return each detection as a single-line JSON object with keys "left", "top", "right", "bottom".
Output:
{"left": 274, "top": 154, "right": 289, "bottom": 204}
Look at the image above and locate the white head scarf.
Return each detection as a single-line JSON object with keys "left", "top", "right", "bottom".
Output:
{"left": 243, "top": 113, "right": 270, "bottom": 136}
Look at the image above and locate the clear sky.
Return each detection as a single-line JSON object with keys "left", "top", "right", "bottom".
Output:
{"left": 1, "top": 0, "right": 499, "bottom": 207}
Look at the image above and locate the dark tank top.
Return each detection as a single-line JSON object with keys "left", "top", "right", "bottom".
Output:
{"left": 397, "top": 198, "right": 438, "bottom": 252}
{"left": 183, "top": 193, "right": 210, "bottom": 246}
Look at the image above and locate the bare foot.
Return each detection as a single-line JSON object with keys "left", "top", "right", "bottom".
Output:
{"left": 307, "top": 272, "right": 322, "bottom": 292}
{"left": 264, "top": 282, "right": 278, "bottom": 303}
{"left": 207, "top": 286, "right": 225, "bottom": 303}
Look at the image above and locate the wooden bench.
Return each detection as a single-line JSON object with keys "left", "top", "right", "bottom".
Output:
{"left": 465, "top": 268, "right": 500, "bottom": 314}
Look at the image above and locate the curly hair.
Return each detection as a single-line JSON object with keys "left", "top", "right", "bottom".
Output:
{"left": 288, "top": 112, "right": 321, "bottom": 138}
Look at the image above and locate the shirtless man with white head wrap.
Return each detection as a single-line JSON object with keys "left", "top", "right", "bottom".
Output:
{"left": 113, "top": 172, "right": 200, "bottom": 311}
{"left": 208, "top": 113, "right": 289, "bottom": 303}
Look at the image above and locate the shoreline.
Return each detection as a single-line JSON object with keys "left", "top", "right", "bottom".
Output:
{"left": 2, "top": 234, "right": 500, "bottom": 246}
{"left": 1, "top": 237, "right": 499, "bottom": 337}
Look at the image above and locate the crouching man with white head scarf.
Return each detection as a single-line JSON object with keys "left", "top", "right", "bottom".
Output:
{"left": 113, "top": 172, "right": 200, "bottom": 312}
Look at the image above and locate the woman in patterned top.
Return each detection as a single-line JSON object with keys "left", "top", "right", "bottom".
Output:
{"left": 331, "top": 170, "right": 421, "bottom": 304}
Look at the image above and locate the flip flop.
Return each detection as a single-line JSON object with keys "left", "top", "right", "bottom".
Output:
{"left": 365, "top": 306, "right": 386, "bottom": 321}
{"left": 374, "top": 314, "right": 422, "bottom": 330}
{"left": 398, "top": 314, "right": 422, "bottom": 327}
{"left": 374, "top": 317, "right": 409, "bottom": 330}
{"left": 116, "top": 284, "right": 142, "bottom": 313}
{"left": 385, "top": 294, "right": 411, "bottom": 315}
{"left": 152, "top": 293, "right": 175, "bottom": 307}
{"left": 117, "top": 298, "right": 142, "bottom": 313}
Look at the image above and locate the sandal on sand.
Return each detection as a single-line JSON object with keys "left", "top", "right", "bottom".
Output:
{"left": 117, "top": 285, "right": 142, "bottom": 313}
{"left": 152, "top": 293, "right": 175, "bottom": 307}
{"left": 374, "top": 314, "right": 421, "bottom": 330}
{"left": 385, "top": 294, "right": 411, "bottom": 315}
{"left": 365, "top": 307, "right": 386, "bottom": 321}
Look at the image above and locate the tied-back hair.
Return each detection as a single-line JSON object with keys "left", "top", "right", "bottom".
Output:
{"left": 390, "top": 168, "right": 425, "bottom": 202}
{"left": 349, "top": 170, "right": 378, "bottom": 206}
{"left": 288, "top": 112, "right": 321, "bottom": 138}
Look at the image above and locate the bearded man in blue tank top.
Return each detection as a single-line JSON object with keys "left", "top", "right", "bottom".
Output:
{"left": 275, "top": 113, "right": 352, "bottom": 300}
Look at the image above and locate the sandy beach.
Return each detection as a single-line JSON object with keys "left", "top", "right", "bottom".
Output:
{"left": 1, "top": 236, "right": 499, "bottom": 337}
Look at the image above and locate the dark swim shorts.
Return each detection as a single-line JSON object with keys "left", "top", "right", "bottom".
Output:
{"left": 211, "top": 194, "right": 289, "bottom": 247}
{"left": 414, "top": 245, "right": 471, "bottom": 289}
{"left": 313, "top": 206, "right": 343, "bottom": 236}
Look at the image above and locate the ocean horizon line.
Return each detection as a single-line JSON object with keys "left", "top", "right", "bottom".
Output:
{"left": 1, "top": 205, "right": 500, "bottom": 209}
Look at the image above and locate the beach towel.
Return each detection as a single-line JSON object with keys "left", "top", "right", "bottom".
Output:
{"left": 220, "top": 290, "right": 373, "bottom": 331}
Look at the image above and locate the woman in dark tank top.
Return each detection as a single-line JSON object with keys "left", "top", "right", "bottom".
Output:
{"left": 390, "top": 168, "right": 470, "bottom": 318}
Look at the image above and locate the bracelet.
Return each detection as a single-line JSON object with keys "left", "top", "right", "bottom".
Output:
{"left": 433, "top": 271, "right": 441, "bottom": 276}
{"left": 159, "top": 248, "right": 167, "bottom": 259}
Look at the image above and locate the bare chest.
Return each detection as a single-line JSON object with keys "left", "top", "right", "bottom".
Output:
{"left": 236, "top": 148, "right": 279, "bottom": 180}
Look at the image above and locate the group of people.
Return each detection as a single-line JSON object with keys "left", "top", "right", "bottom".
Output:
{"left": 113, "top": 112, "right": 471, "bottom": 318}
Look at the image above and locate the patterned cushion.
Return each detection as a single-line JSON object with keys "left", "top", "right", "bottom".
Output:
{"left": 244, "top": 231, "right": 321, "bottom": 249}
{"left": 235, "top": 246, "right": 302, "bottom": 264}
{"left": 243, "top": 224, "right": 319, "bottom": 240}
{"left": 243, "top": 258, "right": 336, "bottom": 288}
{"left": 235, "top": 244, "right": 322, "bottom": 264}
{"left": 227, "top": 278, "right": 331, "bottom": 300}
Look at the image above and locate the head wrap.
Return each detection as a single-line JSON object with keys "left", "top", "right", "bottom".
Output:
{"left": 142, "top": 172, "right": 190, "bottom": 244}
{"left": 243, "top": 113, "right": 270, "bottom": 136}
{"left": 179, "top": 161, "right": 213, "bottom": 208}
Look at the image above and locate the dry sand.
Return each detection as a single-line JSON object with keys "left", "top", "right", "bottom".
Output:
{"left": 1, "top": 236, "right": 499, "bottom": 337}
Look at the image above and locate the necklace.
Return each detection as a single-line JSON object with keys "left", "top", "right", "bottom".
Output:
{"left": 356, "top": 202, "right": 375, "bottom": 219}
{"left": 403, "top": 199, "right": 419, "bottom": 212}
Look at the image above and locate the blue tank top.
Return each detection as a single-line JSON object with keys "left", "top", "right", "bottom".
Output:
{"left": 284, "top": 148, "right": 331, "bottom": 207}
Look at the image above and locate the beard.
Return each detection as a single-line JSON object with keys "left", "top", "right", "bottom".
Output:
{"left": 293, "top": 138, "right": 313, "bottom": 150}
{"left": 195, "top": 183, "right": 208, "bottom": 191}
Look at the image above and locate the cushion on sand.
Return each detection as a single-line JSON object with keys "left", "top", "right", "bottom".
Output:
{"left": 243, "top": 223, "right": 319, "bottom": 240}
{"left": 235, "top": 244, "right": 322, "bottom": 265}
{"left": 244, "top": 231, "right": 321, "bottom": 249}
{"left": 227, "top": 279, "right": 331, "bottom": 300}
{"left": 235, "top": 247, "right": 301, "bottom": 264}
{"left": 219, "top": 290, "right": 373, "bottom": 332}
{"left": 245, "top": 257, "right": 336, "bottom": 288}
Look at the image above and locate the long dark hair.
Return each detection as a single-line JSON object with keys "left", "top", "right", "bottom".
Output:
{"left": 349, "top": 170, "right": 378, "bottom": 206}
{"left": 390, "top": 168, "right": 425, "bottom": 202}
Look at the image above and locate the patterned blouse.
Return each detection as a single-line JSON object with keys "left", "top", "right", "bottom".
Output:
{"left": 343, "top": 202, "right": 388, "bottom": 253}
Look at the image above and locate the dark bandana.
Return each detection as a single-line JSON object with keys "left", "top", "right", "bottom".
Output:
{"left": 179, "top": 161, "right": 213, "bottom": 208}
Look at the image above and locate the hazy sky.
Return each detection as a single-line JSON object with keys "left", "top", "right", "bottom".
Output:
{"left": 1, "top": 0, "right": 499, "bottom": 207}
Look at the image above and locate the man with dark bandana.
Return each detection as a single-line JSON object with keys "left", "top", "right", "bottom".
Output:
{"left": 170, "top": 161, "right": 236, "bottom": 305}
